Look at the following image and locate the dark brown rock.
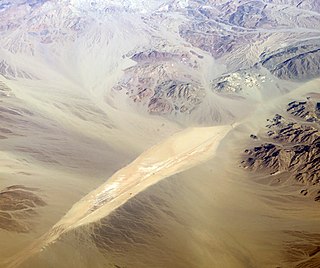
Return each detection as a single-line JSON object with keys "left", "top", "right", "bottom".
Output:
{"left": 242, "top": 98, "right": 320, "bottom": 201}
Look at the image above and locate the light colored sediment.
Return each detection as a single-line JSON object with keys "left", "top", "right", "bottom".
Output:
{"left": 4, "top": 125, "right": 231, "bottom": 268}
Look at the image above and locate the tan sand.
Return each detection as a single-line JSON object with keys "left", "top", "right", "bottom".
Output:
{"left": 4, "top": 125, "right": 231, "bottom": 268}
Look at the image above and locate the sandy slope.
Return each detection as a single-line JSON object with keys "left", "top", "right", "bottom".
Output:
{"left": 4, "top": 125, "right": 231, "bottom": 268}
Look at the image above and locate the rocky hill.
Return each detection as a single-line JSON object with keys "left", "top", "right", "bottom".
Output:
{"left": 242, "top": 96, "right": 320, "bottom": 201}
{"left": 260, "top": 40, "right": 320, "bottom": 81}
{"left": 1, "top": 0, "right": 320, "bottom": 124}
{"left": 178, "top": 0, "right": 320, "bottom": 70}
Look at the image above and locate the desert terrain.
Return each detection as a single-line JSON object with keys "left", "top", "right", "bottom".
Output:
{"left": 0, "top": 0, "right": 320, "bottom": 267}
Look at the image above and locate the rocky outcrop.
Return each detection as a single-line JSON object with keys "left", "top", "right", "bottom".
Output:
{"left": 179, "top": 25, "right": 238, "bottom": 59}
{"left": 287, "top": 99, "right": 320, "bottom": 122}
{"left": 228, "top": 1, "right": 269, "bottom": 29}
{"left": 260, "top": 42, "right": 320, "bottom": 81}
{"left": 130, "top": 50, "right": 178, "bottom": 63}
{"left": 316, "top": 102, "right": 320, "bottom": 118}
{"left": 112, "top": 60, "right": 205, "bottom": 116}
{"left": 242, "top": 97, "right": 320, "bottom": 201}
{"left": 211, "top": 71, "right": 266, "bottom": 95}
{"left": 148, "top": 80, "right": 204, "bottom": 114}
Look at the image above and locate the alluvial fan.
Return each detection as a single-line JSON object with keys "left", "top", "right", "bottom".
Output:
{"left": 1, "top": 0, "right": 320, "bottom": 267}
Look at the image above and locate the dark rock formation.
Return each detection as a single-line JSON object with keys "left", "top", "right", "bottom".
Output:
{"left": 148, "top": 80, "right": 203, "bottom": 114}
{"left": 229, "top": 1, "right": 268, "bottom": 29}
{"left": 250, "top": 134, "right": 258, "bottom": 139}
{"left": 260, "top": 42, "right": 320, "bottom": 81}
{"left": 242, "top": 97, "right": 320, "bottom": 201}
{"left": 316, "top": 102, "right": 320, "bottom": 118}
{"left": 179, "top": 24, "right": 238, "bottom": 59}
{"left": 287, "top": 99, "right": 320, "bottom": 123}
{"left": 130, "top": 50, "right": 177, "bottom": 63}
{"left": 112, "top": 61, "right": 205, "bottom": 116}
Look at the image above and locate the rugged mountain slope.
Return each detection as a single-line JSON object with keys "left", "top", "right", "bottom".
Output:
{"left": 242, "top": 95, "right": 320, "bottom": 201}
{"left": 1, "top": 0, "right": 320, "bottom": 124}
{"left": 260, "top": 41, "right": 320, "bottom": 81}
{"left": 178, "top": 0, "right": 320, "bottom": 69}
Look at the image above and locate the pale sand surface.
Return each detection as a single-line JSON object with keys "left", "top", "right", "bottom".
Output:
{"left": 3, "top": 125, "right": 231, "bottom": 268}
{"left": 13, "top": 119, "right": 320, "bottom": 268}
